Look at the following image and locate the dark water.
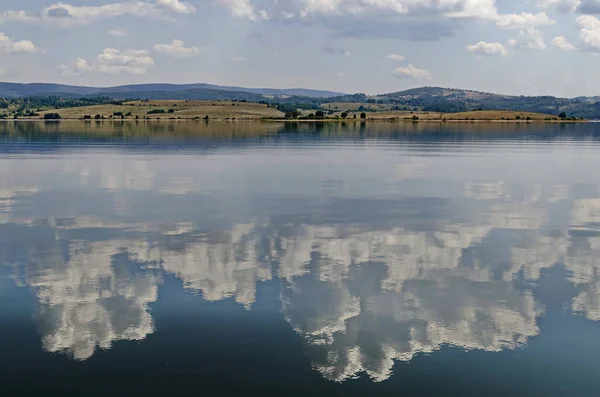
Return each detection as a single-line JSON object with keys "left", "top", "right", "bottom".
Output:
{"left": 2, "top": 121, "right": 600, "bottom": 395}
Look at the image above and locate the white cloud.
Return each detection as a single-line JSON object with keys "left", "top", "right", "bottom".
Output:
{"left": 551, "top": 36, "right": 576, "bottom": 51}
{"left": 577, "top": 15, "right": 600, "bottom": 52}
{"left": 393, "top": 64, "right": 432, "bottom": 80}
{"left": 155, "top": 0, "right": 196, "bottom": 13}
{"left": 0, "top": 1, "right": 195, "bottom": 27}
{"left": 153, "top": 39, "right": 200, "bottom": 58}
{"left": 213, "top": 0, "right": 497, "bottom": 22}
{"left": 496, "top": 12, "right": 555, "bottom": 29}
{"left": 508, "top": 28, "right": 547, "bottom": 50}
{"left": 216, "top": 0, "right": 268, "bottom": 20}
{"left": 108, "top": 28, "right": 128, "bottom": 36}
{"left": 0, "top": 32, "right": 40, "bottom": 54}
{"left": 60, "top": 48, "right": 155, "bottom": 76}
{"left": 386, "top": 54, "right": 405, "bottom": 61}
{"left": 466, "top": 41, "right": 508, "bottom": 56}
{"left": 232, "top": 56, "right": 247, "bottom": 61}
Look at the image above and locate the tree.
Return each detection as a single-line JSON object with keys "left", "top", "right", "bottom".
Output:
{"left": 44, "top": 113, "right": 61, "bottom": 120}
{"left": 360, "top": 112, "right": 367, "bottom": 119}
{"left": 559, "top": 112, "right": 567, "bottom": 119}
{"left": 341, "top": 112, "right": 348, "bottom": 119}
{"left": 315, "top": 110, "right": 325, "bottom": 118}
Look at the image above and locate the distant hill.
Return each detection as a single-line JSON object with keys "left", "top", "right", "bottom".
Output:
{"left": 1, "top": 82, "right": 599, "bottom": 119}
{"left": 314, "top": 87, "right": 597, "bottom": 119}
{"left": 369, "top": 87, "right": 600, "bottom": 118}
{"left": 0, "top": 82, "right": 343, "bottom": 99}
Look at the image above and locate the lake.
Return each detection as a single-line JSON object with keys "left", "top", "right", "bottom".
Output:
{"left": 1, "top": 121, "right": 600, "bottom": 396}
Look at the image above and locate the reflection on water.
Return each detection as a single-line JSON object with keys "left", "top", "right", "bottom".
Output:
{"left": 2, "top": 121, "right": 600, "bottom": 388}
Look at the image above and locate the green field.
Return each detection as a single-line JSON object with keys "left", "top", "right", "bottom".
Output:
{"left": 34, "top": 100, "right": 284, "bottom": 120}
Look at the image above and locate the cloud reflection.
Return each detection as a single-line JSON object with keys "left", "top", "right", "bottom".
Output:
{"left": 2, "top": 128, "right": 600, "bottom": 382}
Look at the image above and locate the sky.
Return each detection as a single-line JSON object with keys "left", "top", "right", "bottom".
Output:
{"left": 0, "top": 0, "right": 599, "bottom": 97}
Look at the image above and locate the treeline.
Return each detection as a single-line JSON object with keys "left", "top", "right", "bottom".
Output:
{"left": 0, "top": 96, "right": 122, "bottom": 113}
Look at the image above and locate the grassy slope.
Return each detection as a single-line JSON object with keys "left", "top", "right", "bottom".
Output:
{"left": 26, "top": 101, "right": 569, "bottom": 122}
{"left": 35, "top": 100, "right": 284, "bottom": 120}
{"left": 363, "top": 110, "right": 561, "bottom": 121}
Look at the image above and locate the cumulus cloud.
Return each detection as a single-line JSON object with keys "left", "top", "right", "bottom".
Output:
{"left": 577, "top": 15, "right": 600, "bottom": 52}
{"left": 0, "top": 32, "right": 40, "bottom": 54}
{"left": 508, "top": 28, "right": 547, "bottom": 50}
{"left": 466, "top": 41, "right": 508, "bottom": 56}
{"left": 155, "top": 0, "right": 196, "bottom": 13}
{"left": 393, "top": 64, "right": 432, "bottom": 80}
{"left": 60, "top": 48, "right": 155, "bottom": 76}
{"left": 496, "top": 12, "right": 555, "bottom": 29}
{"left": 216, "top": 0, "right": 268, "bottom": 20}
{"left": 386, "top": 54, "right": 405, "bottom": 61}
{"left": 321, "top": 46, "right": 351, "bottom": 56}
{"left": 551, "top": 36, "right": 576, "bottom": 51}
{"left": 214, "top": 0, "right": 554, "bottom": 27}
{"left": 0, "top": 0, "right": 195, "bottom": 27}
{"left": 209, "top": 0, "right": 556, "bottom": 43}
{"left": 153, "top": 39, "right": 200, "bottom": 57}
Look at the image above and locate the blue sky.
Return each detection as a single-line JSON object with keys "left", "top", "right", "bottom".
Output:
{"left": 0, "top": 0, "right": 599, "bottom": 96}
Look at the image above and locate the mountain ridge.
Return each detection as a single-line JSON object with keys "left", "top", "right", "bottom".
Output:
{"left": 0, "top": 82, "right": 344, "bottom": 99}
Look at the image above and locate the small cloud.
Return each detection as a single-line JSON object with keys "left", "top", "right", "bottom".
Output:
{"left": 153, "top": 39, "right": 200, "bottom": 58}
{"left": 108, "top": 29, "right": 127, "bottom": 37}
{"left": 232, "top": 56, "right": 247, "bottom": 62}
{"left": 321, "top": 46, "right": 351, "bottom": 56}
{"left": 337, "top": 72, "right": 345, "bottom": 78}
{"left": 496, "top": 12, "right": 555, "bottom": 29}
{"left": 551, "top": 36, "right": 576, "bottom": 51}
{"left": 507, "top": 28, "right": 547, "bottom": 51}
{"left": 577, "top": 15, "right": 600, "bottom": 53}
{"left": 466, "top": 41, "right": 508, "bottom": 56}
{"left": 393, "top": 64, "right": 432, "bottom": 80}
{"left": 155, "top": 0, "right": 196, "bottom": 14}
{"left": 386, "top": 54, "right": 405, "bottom": 61}
{"left": 0, "top": 32, "right": 40, "bottom": 54}
{"left": 60, "top": 48, "right": 155, "bottom": 76}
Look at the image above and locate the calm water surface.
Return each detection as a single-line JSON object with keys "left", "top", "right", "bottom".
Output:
{"left": 2, "top": 121, "right": 600, "bottom": 395}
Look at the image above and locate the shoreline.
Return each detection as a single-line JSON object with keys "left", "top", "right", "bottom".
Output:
{"left": 0, "top": 118, "right": 591, "bottom": 124}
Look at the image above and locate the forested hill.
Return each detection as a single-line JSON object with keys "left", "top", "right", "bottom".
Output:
{"left": 0, "top": 82, "right": 343, "bottom": 99}
{"left": 0, "top": 83, "right": 599, "bottom": 119}
{"left": 364, "top": 87, "right": 600, "bottom": 119}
